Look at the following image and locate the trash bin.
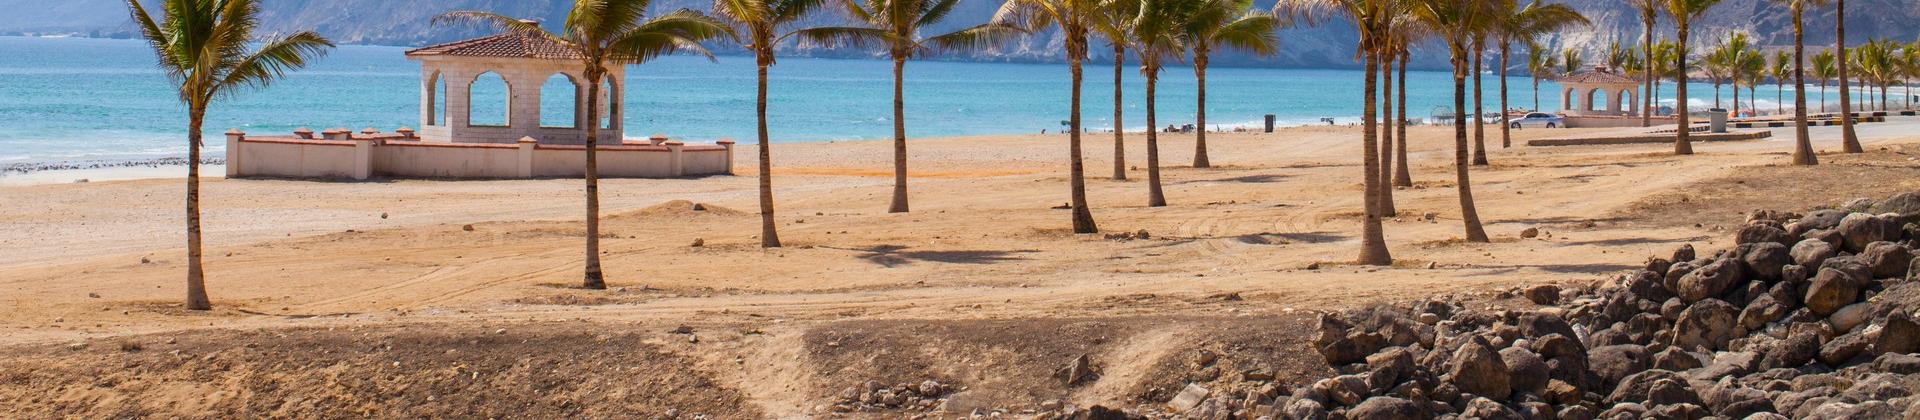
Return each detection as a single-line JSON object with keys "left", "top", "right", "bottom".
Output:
{"left": 1264, "top": 115, "right": 1276, "bottom": 133}
{"left": 1708, "top": 108, "right": 1729, "bottom": 133}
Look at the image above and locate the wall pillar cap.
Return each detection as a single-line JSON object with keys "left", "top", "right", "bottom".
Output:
{"left": 517, "top": 136, "right": 539, "bottom": 144}
{"left": 360, "top": 127, "right": 380, "bottom": 135}
{"left": 225, "top": 128, "right": 245, "bottom": 135}
{"left": 716, "top": 138, "right": 736, "bottom": 145}
{"left": 664, "top": 141, "right": 685, "bottom": 147}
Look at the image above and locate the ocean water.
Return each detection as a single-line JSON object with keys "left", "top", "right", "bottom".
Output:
{"left": 0, "top": 35, "right": 1821, "bottom": 165}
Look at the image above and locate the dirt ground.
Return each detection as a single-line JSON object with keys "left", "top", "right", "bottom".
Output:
{"left": 3, "top": 118, "right": 1918, "bottom": 418}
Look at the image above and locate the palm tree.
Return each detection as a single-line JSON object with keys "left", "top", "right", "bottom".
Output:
{"left": 126, "top": 0, "right": 333, "bottom": 310}
{"left": 1629, "top": 0, "right": 1661, "bottom": 127}
{"left": 997, "top": 0, "right": 1103, "bottom": 233}
{"left": 1093, "top": 0, "right": 1138, "bottom": 181}
{"left": 1470, "top": 32, "right": 1487, "bottom": 166}
{"left": 1856, "top": 39, "right": 1896, "bottom": 110}
{"left": 1393, "top": 45, "right": 1414, "bottom": 188}
{"left": 799, "top": 0, "right": 1013, "bottom": 214}
{"left": 1274, "top": 0, "right": 1398, "bottom": 264}
{"left": 1122, "top": 0, "right": 1187, "bottom": 207}
{"left": 1738, "top": 46, "right": 1765, "bottom": 114}
{"left": 1561, "top": 48, "right": 1583, "bottom": 76}
{"left": 1703, "top": 45, "right": 1730, "bottom": 108}
{"left": 714, "top": 0, "right": 835, "bottom": 247}
{"left": 1181, "top": 0, "right": 1282, "bottom": 168}
{"left": 1527, "top": 42, "right": 1559, "bottom": 110}
{"left": 1769, "top": 50, "right": 1790, "bottom": 115}
{"left": 1773, "top": 0, "right": 1822, "bottom": 165}
{"left": 1902, "top": 41, "right": 1919, "bottom": 110}
{"left": 443, "top": 1, "right": 728, "bottom": 289}
{"left": 1665, "top": 0, "right": 1723, "bottom": 155}
{"left": 1650, "top": 40, "right": 1684, "bottom": 113}
{"left": 1835, "top": 0, "right": 1862, "bottom": 153}
{"left": 1407, "top": 0, "right": 1493, "bottom": 243}
{"left": 1813, "top": 48, "right": 1837, "bottom": 113}
{"left": 1494, "top": 0, "right": 1587, "bottom": 150}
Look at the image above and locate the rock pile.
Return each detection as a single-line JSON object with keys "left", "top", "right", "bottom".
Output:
{"left": 1136, "top": 192, "right": 1920, "bottom": 420}
{"left": 829, "top": 379, "right": 951, "bottom": 413}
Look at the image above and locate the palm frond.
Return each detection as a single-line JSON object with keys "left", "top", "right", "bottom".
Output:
{"left": 214, "top": 31, "right": 334, "bottom": 97}
{"left": 924, "top": 23, "right": 1024, "bottom": 54}
{"left": 1209, "top": 12, "right": 1282, "bottom": 55}
{"left": 793, "top": 26, "right": 898, "bottom": 49}
{"left": 124, "top": 0, "right": 185, "bottom": 79}
{"left": 609, "top": 9, "right": 734, "bottom": 63}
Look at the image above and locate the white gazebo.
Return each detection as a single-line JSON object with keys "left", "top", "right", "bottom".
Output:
{"left": 405, "top": 26, "right": 625, "bottom": 145}
{"left": 1557, "top": 66, "right": 1641, "bottom": 117}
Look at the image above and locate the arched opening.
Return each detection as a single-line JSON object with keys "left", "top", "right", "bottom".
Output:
{"left": 1562, "top": 88, "right": 1575, "bottom": 111}
{"left": 600, "top": 79, "right": 618, "bottom": 130}
{"left": 541, "top": 73, "right": 579, "bottom": 128}
{"left": 1617, "top": 89, "right": 1634, "bottom": 113}
{"left": 1587, "top": 88, "right": 1608, "bottom": 112}
{"left": 427, "top": 71, "right": 447, "bottom": 126}
{"left": 468, "top": 71, "right": 511, "bottom": 127}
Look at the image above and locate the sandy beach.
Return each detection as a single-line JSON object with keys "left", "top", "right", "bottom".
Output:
{"left": 4, "top": 119, "right": 1920, "bottom": 416}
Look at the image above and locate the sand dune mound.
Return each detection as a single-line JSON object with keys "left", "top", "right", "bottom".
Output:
{"left": 614, "top": 199, "right": 749, "bottom": 219}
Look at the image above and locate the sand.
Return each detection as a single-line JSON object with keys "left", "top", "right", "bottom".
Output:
{"left": 3, "top": 118, "right": 1919, "bottom": 416}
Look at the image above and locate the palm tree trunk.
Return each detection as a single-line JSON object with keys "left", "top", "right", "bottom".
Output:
{"left": 1732, "top": 69, "right": 1742, "bottom": 117}
{"left": 1358, "top": 44, "right": 1390, "bottom": 265}
{"left": 1499, "top": 42, "right": 1512, "bottom": 149}
{"left": 1675, "top": 21, "right": 1695, "bottom": 155}
{"left": 184, "top": 107, "right": 210, "bottom": 311}
{"left": 1792, "top": 10, "right": 1817, "bottom": 166}
{"left": 1643, "top": 14, "right": 1655, "bottom": 127}
{"left": 1112, "top": 45, "right": 1126, "bottom": 181}
{"left": 1145, "top": 64, "right": 1166, "bottom": 207}
{"left": 1379, "top": 51, "right": 1396, "bottom": 216}
{"left": 1193, "top": 49, "right": 1211, "bottom": 168}
{"left": 1451, "top": 53, "right": 1489, "bottom": 243}
{"left": 1472, "top": 38, "right": 1488, "bottom": 166}
{"left": 1533, "top": 77, "right": 1541, "bottom": 111}
{"left": 889, "top": 56, "right": 910, "bottom": 213}
{"left": 1838, "top": 0, "right": 1863, "bottom": 153}
{"left": 582, "top": 70, "right": 607, "bottom": 289}
{"left": 1069, "top": 38, "right": 1097, "bottom": 234}
{"left": 756, "top": 52, "right": 782, "bottom": 248}
{"left": 1820, "top": 81, "right": 1827, "bottom": 113}
{"left": 1395, "top": 52, "right": 1411, "bottom": 188}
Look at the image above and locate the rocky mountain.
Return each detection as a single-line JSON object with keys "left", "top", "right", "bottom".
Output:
{"left": 4, "top": 0, "right": 1917, "bottom": 70}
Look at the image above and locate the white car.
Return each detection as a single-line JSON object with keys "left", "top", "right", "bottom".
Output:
{"left": 1506, "top": 112, "right": 1564, "bottom": 129}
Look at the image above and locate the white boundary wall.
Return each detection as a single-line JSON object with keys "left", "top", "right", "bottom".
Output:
{"left": 226, "top": 132, "right": 734, "bottom": 180}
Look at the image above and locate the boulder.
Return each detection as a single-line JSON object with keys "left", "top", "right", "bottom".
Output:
{"left": 1760, "top": 333, "right": 1820, "bottom": 370}
{"left": 1692, "top": 351, "right": 1760, "bottom": 381}
{"left": 1874, "top": 353, "right": 1920, "bottom": 374}
{"left": 1671, "top": 299, "right": 1740, "bottom": 351}
{"left": 1499, "top": 347, "right": 1549, "bottom": 395}
{"left": 1557, "top": 404, "right": 1595, "bottom": 420}
{"left": 1446, "top": 336, "right": 1512, "bottom": 400}
{"left": 1817, "top": 332, "right": 1871, "bottom": 367}
{"left": 1868, "top": 192, "right": 1920, "bottom": 222}
{"left": 1524, "top": 284, "right": 1560, "bottom": 305}
{"left": 1791, "top": 239, "right": 1839, "bottom": 269}
{"left": 1652, "top": 347, "right": 1704, "bottom": 371}
{"left": 1875, "top": 311, "right": 1920, "bottom": 356}
{"left": 1283, "top": 398, "right": 1330, "bottom": 420}
{"left": 1460, "top": 397, "right": 1520, "bottom": 420}
{"left": 1827, "top": 303, "right": 1870, "bottom": 333}
{"left": 1607, "top": 369, "right": 1682, "bottom": 404}
{"left": 1804, "top": 266, "right": 1866, "bottom": 316}
{"left": 1314, "top": 315, "right": 1384, "bottom": 365}
{"left": 1589, "top": 344, "right": 1649, "bottom": 391}
{"left": 1837, "top": 213, "right": 1900, "bottom": 252}
{"left": 1736, "top": 224, "right": 1795, "bottom": 247}
{"left": 1673, "top": 244, "right": 1697, "bottom": 265}
{"left": 1647, "top": 378, "right": 1701, "bottom": 407}
{"left": 1625, "top": 270, "right": 1675, "bottom": 302}
{"left": 1366, "top": 347, "right": 1414, "bottom": 391}
{"left": 1740, "top": 242, "right": 1792, "bottom": 282}
{"left": 1737, "top": 294, "right": 1790, "bottom": 332}
{"left": 1677, "top": 260, "right": 1744, "bottom": 302}
{"left": 1348, "top": 397, "right": 1426, "bottom": 420}
{"left": 1798, "top": 209, "right": 1850, "bottom": 231}
{"left": 1859, "top": 241, "right": 1913, "bottom": 279}
{"left": 1167, "top": 383, "right": 1210, "bottom": 412}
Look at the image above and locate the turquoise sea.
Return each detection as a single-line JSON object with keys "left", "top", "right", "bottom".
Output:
{"left": 0, "top": 36, "right": 1793, "bottom": 165}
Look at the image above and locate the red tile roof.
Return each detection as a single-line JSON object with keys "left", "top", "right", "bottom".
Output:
{"left": 406, "top": 31, "right": 582, "bottom": 60}
{"left": 1558, "top": 70, "right": 1639, "bottom": 85}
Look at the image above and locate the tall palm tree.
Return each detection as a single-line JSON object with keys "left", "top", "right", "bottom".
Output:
{"left": 1470, "top": 32, "right": 1487, "bottom": 166}
{"left": 1902, "top": 41, "right": 1919, "bottom": 110}
{"left": 1774, "top": 0, "right": 1823, "bottom": 165}
{"left": 1708, "top": 33, "right": 1754, "bottom": 116}
{"left": 1181, "top": 0, "right": 1282, "bottom": 168}
{"left": 1835, "top": 0, "right": 1862, "bottom": 152}
{"left": 1629, "top": 0, "right": 1661, "bottom": 127}
{"left": 1738, "top": 46, "right": 1764, "bottom": 114}
{"left": 1408, "top": 0, "right": 1493, "bottom": 243}
{"left": 1650, "top": 40, "right": 1683, "bottom": 113}
{"left": 1665, "top": 0, "right": 1722, "bottom": 155}
{"left": 714, "top": 0, "right": 835, "bottom": 247}
{"left": 1561, "top": 48, "right": 1583, "bottom": 76}
{"left": 1494, "top": 0, "right": 1587, "bottom": 149}
{"left": 126, "top": 0, "right": 333, "bottom": 310}
{"left": 1123, "top": 0, "right": 1188, "bottom": 207}
{"left": 997, "top": 0, "right": 1103, "bottom": 233}
{"left": 1813, "top": 48, "right": 1836, "bottom": 113}
{"left": 1704, "top": 45, "right": 1730, "bottom": 108}
{"left": 1527, "top": 42, "right": 1559, "bottom": 110}
{"left": 1856, "top": 39, "right": 1896, "bottom": 110}
{"left": 799, "top": 0, "right": 1013, "bottom": 214}
{"left": 1769, "top": 50, "right": 1790, "bottom": 115}
{"left": 1393, "top": 46, "right": 1414, "bottom": 188}
{"left": 1274, "top": 0, "right": 1398, "bottom": 264}
{"left": 1093, "top": 0, "right": 1138, "bottom": 181}
{"left": 442, "top": 1, "right": 728, "bottom": 289}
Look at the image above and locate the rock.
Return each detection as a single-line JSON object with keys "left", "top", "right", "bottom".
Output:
{"left": 1693, "top": 351, "right": 1760, "bottom": 381}
{"left": 1805, "top": 263, "right": 1870, "bottom": 317}
{"left": 1314, "top": 326, "right": 1385, "bottom": 366}
{"left": 1653, "top": 347, "right": 1704, "bottom": 371}
{"left": 1869, "top": 192, "right": 1920, "bottom": 222}
{"left": 1860, "top": 242, "right": 1914, "bottom": 279}
{"left": 1837, "top": 213, "right": 1899, "bottom": 252}
{"left": 1446, "top": 336, "right": 1512, "bottom": 400}
{"left": 1737, "top": 294, "right": 1790, "bottom": 332}
{"left": 1063, "top": 354, "right": 1093, "bottom": 385}
{"left": 1461, "top": 397, "right": 1520, "bottom": 420}
{"left": 1366, "top": 348, "right": 1414, "bottom": 389}
{"left": 1648, "top": 378, "right": 1701, "bottom": 407}
{"left": 1625, "top": 270, "right": 1675, "bottom": 302}
{"left": 1912, "top": 257, "right": 1920, "bottom": 283}
{"left": 1741, "top": 243, "right": 1792, "bottom": 282}
{"left": 1558, "top": 405, "right": 1596, "bottom": 420}
{"left": 690, "top": 238, "right": 705, "bottom": 247}
{"left": 1167, "top": 383, "right": 1209, "bottom": 412}
{"left": 461, "top": 224, "right": 475, "bottom": 231}
{"left": 1674, "top": 244, "right": 1698, "bottom": 264}
{"left": 1760, "top": 333, "right": 1820, "bottom": 370}
{"left": 1521, "top": 227, "right": 1541, "bottom": 239}
{"left": 1671, "top": 298, "right": 1740, "bottom": 351}
{"left": 1283, "top": 398, "right": 1330, "bottom": 420}
{"left": 1827, "top": 303, "right": 1870, "bottom": 333}
{"left": 1737, "top": 224, "right": 1795, "bottom": 247}
{"left": 1499, "top": 347, "right": 1549, "bottom": 395}
{"left": 1608, "top": 369, "right": 1682, "bottom": 404}
{"left": 1838, "top": 373, "right": 1913, "bottom": 402}
{"left": 1677, "top": 260, "right": 1744, "bottom": 302}
{"left": 919, "top": 380, "right": 942, "bottom": 396}
{"left": 1817, "top": 331, "right": 1870, "bottom": 367}
{"left": 1348, "top": 397, "right": 1426, "bottom": 420}
{"left": 1875, "top": 311, "right": 1920, "bottom": 356}
{"left": 1321, "top": 375, "right": 1370, "bottom": 406}
{"left": 1800, "top": 209, "right": 1851, "bottom": 231}
{"left": 1524, "top": 285, "right": 1560, "bottom": 305}
{"left": 1589, "top": 344, "right": 1649, "bottom": 391}
{"left": 1792, "top": 239, "right": 1839, "bottom": 269}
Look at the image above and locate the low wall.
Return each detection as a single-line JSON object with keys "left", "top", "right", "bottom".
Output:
{"left": 1562, "top": 115, "right": 1676, "bottom": 129}
{"left": 226, "top": 132, "right": 734, "bottom": 180}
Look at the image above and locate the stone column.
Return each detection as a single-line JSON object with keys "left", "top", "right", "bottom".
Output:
{"left": 509, "top": 71, "right": 542, "bottom": 133}
{"left": 667, "top": 141, "right": 685, "bottom": 177}
{"left": 717, "top": 139, "right": 736, "bottom": 175}
{"left": 224, "top": 129, "right": 245, "bottom": 177}
{"left": 517, "top": 136, "right": 537, "bottom": 178}
{"left": 351, "top": 137, "right": 373, "bottom": 180}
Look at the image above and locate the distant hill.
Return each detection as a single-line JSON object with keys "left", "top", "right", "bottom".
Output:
{"left": 4, "top": 0, "right": 1917, "bottom": 70}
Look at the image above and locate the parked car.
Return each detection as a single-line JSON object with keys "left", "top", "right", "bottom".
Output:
{"left": 1507, "top": 112, "right": 1564, "bottom": 128}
